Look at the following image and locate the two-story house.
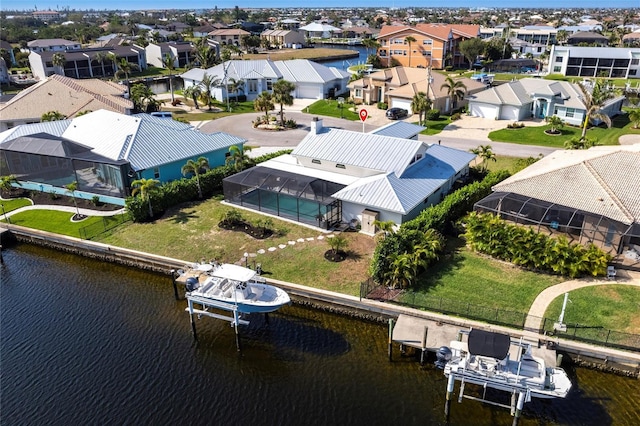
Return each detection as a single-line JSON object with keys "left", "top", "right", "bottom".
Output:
{"left": 207, "top": 29, "right": 250, "bottom": 47}
{"left": 376, "top": 24, "right": 480, "bottom": 69}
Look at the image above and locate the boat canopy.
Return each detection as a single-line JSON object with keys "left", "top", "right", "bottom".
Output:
{"left": 468, "top": 329, "right": 511, "bottom": 359}
{"left": 211, "top": 264, "right": 257, "bottom": 282}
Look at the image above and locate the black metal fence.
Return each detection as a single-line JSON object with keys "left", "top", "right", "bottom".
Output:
{"left": 360, "top": 280, "right": 640, "bottom": 352}
{"left": 78, "top": 213, "right": 131, "bottom": 240}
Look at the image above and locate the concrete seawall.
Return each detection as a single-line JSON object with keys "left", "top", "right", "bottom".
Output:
{"left": 3, "top": 225, "right": 639, "bottom": 377}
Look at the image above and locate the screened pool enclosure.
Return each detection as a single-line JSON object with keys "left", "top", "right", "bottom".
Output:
{"left": 475, "top": 192, "right": 640, "bottom": 255}
{"left": 223, "top": 167, "right": 345, "bottom": 229}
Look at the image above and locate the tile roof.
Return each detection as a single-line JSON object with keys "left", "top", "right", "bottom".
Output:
{"left": 0, "top": 75, "right": 132, "bottom": 122}
{"left": 494, "top": 144, "right": 640, "bottom": 225}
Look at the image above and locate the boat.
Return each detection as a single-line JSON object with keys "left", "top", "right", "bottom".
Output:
{"left": 438, "top": 329, "right": 572, "bottom": 399}
{"left": 179, "top": 263, "right": 291, "bottom": 314}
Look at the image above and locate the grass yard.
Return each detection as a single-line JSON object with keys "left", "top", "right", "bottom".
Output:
{"left": 418, "top": 117, "right": 451, "bottom": 135}
{"left": 94, "top": 197, "right": 376, "bottom": 295}
{"left": 305, "top": 99, "right": 361, "bottom": 121}
{"left": 489, "top": 113, "right": 639, "bottom": 147}
{"left": 3, "top": 210, "right": 110, "bottom": 238}
{"left": 544, "top": 285, "right": 640, "bottom": 334}
{"left": 0, "top": 197, "right": 32, "bottom": 213}
{"left": 400, "top": 239, "right": 565, "bottom": 313}
{"left": 169, "top": 101, "right": 256, "bottom": 121}
{"left": 243, "top": 47, "right": 358, "bottom": 62}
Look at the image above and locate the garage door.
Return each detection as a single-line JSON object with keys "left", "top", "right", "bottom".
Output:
{"left": 390, "top": 98, "right": 412, "bottom": 114}
{"left": 296, "top": 84, "right": 321, "bottom": 99}
{"left": 500, "top": 105, "right": 520, "bottom": 121}
{"left": 470, "top": 103, "right": 497, "bottom": 119}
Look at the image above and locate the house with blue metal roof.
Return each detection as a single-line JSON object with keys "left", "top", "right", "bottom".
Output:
{"left": 0, "top": 110, "right": 245, "bottom": 205}
{"left": 223, "top": 118, "right": 474, "bottom": 233}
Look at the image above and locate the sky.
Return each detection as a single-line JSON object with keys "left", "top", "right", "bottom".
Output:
{"left": 2, "top": 1, "right": 638, "bottom": 11}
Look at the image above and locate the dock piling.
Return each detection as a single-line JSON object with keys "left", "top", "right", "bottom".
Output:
{"left": 187, "top": 299, "right": 198, "bottom": 341}
{"left": 233, "top": 310, "right": 241, "bottom": 352}
{"left": 388, "top": 318, "right": 394, "bottom": 361}
{"left": 0, "top": 244, "right": 3, "bottom": 264}
{"left": 420, "top": 326, "right": 428, "bottom": 365}
{"left": 444, "top": 374, "right": 455, "bottom": 418}
{"left": 512, "top": 391, "right": 526, "bottom": 426}
{"left": 171, "top": 269, "right": 179, "bottom": 300}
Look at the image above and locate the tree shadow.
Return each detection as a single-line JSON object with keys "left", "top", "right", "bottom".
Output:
{"left": 169, "top": 210, "right": 199, "bottom": 224}
{"left": 412, "top": 237, "right": 467, "bottom": 292}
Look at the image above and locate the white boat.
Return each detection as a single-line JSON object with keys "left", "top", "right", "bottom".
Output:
{"left": 181, "top": 263, "right": 291, "bottom": 314}
{"left": 440, "top": 329, "right": 572, "bottom": 399}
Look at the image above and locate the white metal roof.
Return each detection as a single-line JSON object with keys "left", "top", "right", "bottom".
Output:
{"left": 370, "top": 121, "right": 426, "bottom": 139}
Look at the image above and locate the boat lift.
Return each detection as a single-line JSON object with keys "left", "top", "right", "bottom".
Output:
{"left": 185, "top": 294, "right": 249, "bottom": 350}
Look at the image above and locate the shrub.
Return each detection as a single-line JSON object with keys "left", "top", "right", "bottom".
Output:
{"left": 377, "top": 102, "right": 388, "bottom": 110}
{"left": 49, "top": 191, "right": 60, "bottom": 200}
{"left": 507, "top": 121, "right": 525, "bottom": 129}
{"left": 451, "top": 112, "right": 461, "bottom": 121}
{"left": 91, "top": 195, "right": 101, "bottom": 206}
{"left": 463, "top": 212, "right": 611, "bottom": 278}
{"left": 426, "top": 109, "right": 440, "bottom": 120}
{"left": 285, "top": 119, "right": 297, "bottom": 128}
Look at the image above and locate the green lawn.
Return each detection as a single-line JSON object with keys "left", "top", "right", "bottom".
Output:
{"left": 544, "top": 285, "right": 640, "bottom": 334}
{"left": 0, "top": 197, "right": 32, "bottom": 213}
{"left": 400, "top": 239, "right": 564, "bottom": 313}
{"left": 489, "top": 113, "right": 639, "bottom": 147}
{"left": 169, "top": 101, "right": 256, "bottom": 121}
{"left": 3, "top": 210, "right": 110, "bottom": 238}
{"left": 418, "top": 117, "right": 451, "bottom": 135}
{"left": 305, "top": 99, "right": 361, "bottom": 120}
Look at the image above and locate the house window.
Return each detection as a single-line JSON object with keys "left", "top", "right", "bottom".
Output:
{"left": 354, "top": 88, "right": 362, "bottom": 97}
{"left": 423, "top": 39, "right": 433, "bottom": 45}
{"left": 336, "top": 164, "right": 346, "bottom": 169}
{"left": 553, "top": 66, "right": 561, "bottom": 73}
{"left": 632, "top": 59, "right": 639, "bottom": 65}
{"left": 312, "top": 159, "right": 321, "bottom": 164}
{"left": 379, "top": 50, "right": 387, "bottom": 57}
{"left": 393, "top": 38, "right": 405, "bottom": 44}
{"left": 153, "top": 168, "right": 160, "bottom": 179}
{"left": 266, "top": 80, "right": 273, "bottom": 91}
{"left": 566, "top": 108, "right": 575, "bottom": 118}
{"left": 393, "top": 50, "right": 404, "bottom": 55}
{"left": 555, "top": 56, "right": 563, "bottom": 63}
{"left": 422, "top": 51, "right": 431, "bottom": 56}
{"left": 248, "top": 80, "right": 258, "bottom": 93}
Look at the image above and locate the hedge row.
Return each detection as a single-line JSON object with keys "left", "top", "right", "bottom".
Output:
{"left": 369, "top": 170, "right": 511, "bottom": 284}
{"left": 126, "top": 150, "right": 292, "bottom": 222}
{"left": 464, "top": 211, "right": 611, "bottom": 278}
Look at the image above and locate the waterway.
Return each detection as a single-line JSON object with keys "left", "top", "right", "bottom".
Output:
{"left": 313, "top": 43, "right": 369, "bottom": 70}
{"left": 2, "top": 243, "right": 639, "bottom": 425}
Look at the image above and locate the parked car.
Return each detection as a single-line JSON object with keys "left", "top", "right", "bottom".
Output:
{"left": 386, "top": 107, "right": 408, "bottom": 120}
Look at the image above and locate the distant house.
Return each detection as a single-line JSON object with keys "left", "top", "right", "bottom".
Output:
{"left": 260, "top": 29, "right": 305, "bottom": 48}
{"left": 0, "top": 75, "right": 133, "bottom": 132}
{"left": 567, "top": 31, "right": 608, "bottom": 47}
{"left": 207, "top": 29, "right": 250, "bottom": 46}
{"left": 29, "top": 45, "right": 147, "bottom": 80}
{"left": 474, "top": 144, "right": 640, "bottom": 257}
{"left": 348, "top": 66, "right": 485, "bottom": 114}
{"left": 548, "top": 45, "right": 640, "bottom": 79}
{"left": 193, "top": 24, "right": 218, "bottom": 38}
{"left": 299, "top": 22, "right": 342, "bottom": 39}
{"left": 32, "top": 10, "right": 61, "bottom": 21}
{"left": 467, "top": 77, "right": 624, "bottom": 123}
{"left": 180, "top": 59, "right": 350, "bottom": 101}
{"left": 376, "top": 24, "right": 480, "bottom": 69}
{"left": 0, "top": 40, "right": 17, "bottom": 66}
{"left": 0, "top": 110, "right": 245, "bottom": 204}
{"left": 146, "top": 42, "right": 194, "bottom": 68}
{"left": 223, "top": 118, "right": 475, "bottom": 231}
{"left": 27, "top": 38, "right": 81, "bottom": 53}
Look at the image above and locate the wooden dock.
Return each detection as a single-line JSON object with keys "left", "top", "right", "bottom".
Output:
{"left": 390, "top": 314, "right": 557, "bottom": 366}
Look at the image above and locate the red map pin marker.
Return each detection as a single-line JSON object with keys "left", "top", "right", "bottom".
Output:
{"left": 359, "top": 109, "right": 368, "bottom": 122}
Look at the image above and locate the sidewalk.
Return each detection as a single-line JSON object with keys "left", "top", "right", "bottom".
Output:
{"left": 2, "top": 203, "right": 126, "bottom": 220}
{"left": 524, "top": 270, "right": 640, "bottom": 332}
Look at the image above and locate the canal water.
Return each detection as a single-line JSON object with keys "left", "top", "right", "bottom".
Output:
{"left": 2, "top": 244, "right": 639, "bottom": 425}
{"left": 313, "top": 44, "right": 369, "bottom": 70}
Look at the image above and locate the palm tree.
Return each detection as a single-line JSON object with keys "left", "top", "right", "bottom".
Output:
{"left": 64, "top": 181, "right": 81, "bottom": 218}
{"left": 183, "top": 85, "right": 202, "bottom": 109}
{"left": 362, "top": 38, "right": 381, "bottom": 56}
{"left": 198, "top": 73, "right": 221, "bottom": 111}
{"left": 556, "top": 30, "right": 568, "bottom": 45}
{"left": 226, "top": 145, "right": 253, "bottom": 172}
{"left": 410, "top": 91, "right": 431, "bottom": 126}
{"left": 577, "top": 79, "right": 614, "bottom": 140}
{"left": 470, "top": 144, "right": 496, "bottom": 172}
{"left": 327, "top": 234, "right": 348, "bottom": 257}
{"left": 404, "top": 36, "right": 416, "bottom": 67}
{"left": 131, "top": 178, "right": 160, "bottom": 218}
{"left": 628, "top": 109, "right": 640, "bottom": 129}
{"left": 272, "top": 79, "right": 295, "bottom": 126}
{"left": 440, "top": 76, "right": 467, "bottom": 113}
{"left": 181, "top": 157, "right": 210, "bottom": 198}
{"left": 254, "top": 91, "right": 275, "bottom": 121}
{"left": 41, "top": 111, "right": 67, "bottom": 122}
{"left": 545, "top": 115, "right": 564, "bottom": 133}
{"left": 161, "top": 53, "right": 176, "bottom": 103}
{"left": 0, "top": 174, "right": 20, "bottom": 194}
{"left": 51, "top": 52, "right": 66, "bottom": 73}
{"left": 195, "top": 40, "right": 217, "bottom": 68}
{"left": 227, "top": 77, "right": 244, "bottom": 101}
{"left": 115, "top": 57, "right": 139, "bottom": 96}
{"left": 372, "top": 219, "right": 395, "bottom": 239}
{"left": 93, "top": 51, "right": 109, "bottom": 77}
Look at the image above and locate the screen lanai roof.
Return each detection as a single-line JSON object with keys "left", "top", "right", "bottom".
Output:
{"left": 493, "top": 144, "right": 640, "bottom": 225}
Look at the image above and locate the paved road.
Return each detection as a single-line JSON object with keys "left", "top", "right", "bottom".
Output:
{"left": 199, "top": 112, "right": 558, "bottom": 158}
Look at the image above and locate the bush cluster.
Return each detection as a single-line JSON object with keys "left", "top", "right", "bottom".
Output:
{"left": 463, "top": 212, "right": 611, "bottom": 278}
{"left": 377, "top": 102, "right": 388, "bottom": 110}
{"left": 507, "top": 121, "right": 525, "bottom": 129}
{"left": 426, "top": 109, "right": 440, "bottom": 121}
